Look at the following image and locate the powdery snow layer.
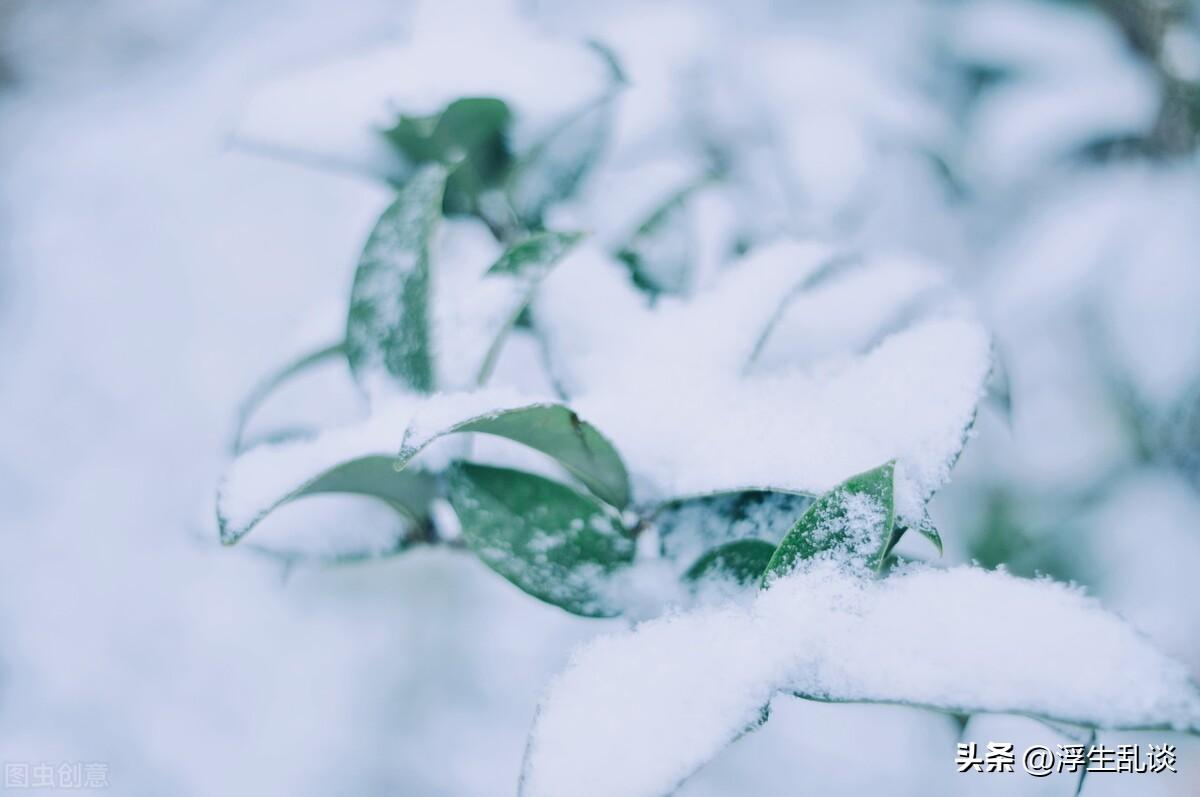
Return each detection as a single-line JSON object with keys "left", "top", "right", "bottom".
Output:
{"left": 579, "top": 319, "right": 990, "bottom": 520}
{"left": 750, "top": 250, "right": 951, "bottom": 371}
{"left": 522, "top": 563, "right": 1200, "bottom": 797}
{"left": 534, "top": 243, "right": 991, "bottom": 518}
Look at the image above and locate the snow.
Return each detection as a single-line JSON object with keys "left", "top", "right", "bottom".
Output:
{"left": 221, "top": 228, "right": 990, "bottom": 558}
{"left": 8, "top": 0, "right": 1200, "bottom": 794}
{"left": 951, "top": 0, "right": 1139, "bottom": 76}
{"left": 707, "top": 30, "right": 946, "bottom": 237}
{"left": 583, "top": 3, "right": 722, "bottom": 156}
{"left": 595, "top": 307, "right": 979, "bottom": 513}
{"left": 745, "top": 36, "right": 943, "bottom": 147}
{"left": 952, "top": 0, "right": 1159, "bottom": 189}
{"left": 534, "top": 239, "right": 835, "bottom": 394}
{"left": 750, "top": 250, "right": 953, "bottom": 371}
{"left": 522, "top": 562, "right": 1200, "bottom": 797}
{"left": 532, "top": 243, "right": 990, "bottom": 517}
{"left": 988, "top": 165, "right": 1200, "bottom": 411}
{"left": 234, "top": 0, "right": 614, "bottom": 179}
{"left": 964, "top": 63, "right": 1158, "bottom": 187}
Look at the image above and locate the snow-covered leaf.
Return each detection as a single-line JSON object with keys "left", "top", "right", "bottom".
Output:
{"left": 475, "top": 230, "right": 585, "bottom": 385}
{"left": 217, "top": 453, "right": 437, "bottom": 549}
{"left": 401, "top": 401, "right": 631, "bottom": 509}
{"left": 231, "top": 340, "right": 346, "bottom": 452}
{"left": 535, "top": 244, "right": 991, "bottom": 517}
{"left": 346, "top": 164, "right": 446, "bottom": 395}
{"left": 445, "top": 463, "right": 634, "bottom": 617}
{"left": 762, "top": 461, "right": 897, "bottom": 582}
{"left": 217, "top": 395, "right": 631, "bottom": 547}
{"left": 521, "top": 562, "right": 1200, "bottom": 797}
{"left": 684, "top": 539, "right": 777, "bottom": 588}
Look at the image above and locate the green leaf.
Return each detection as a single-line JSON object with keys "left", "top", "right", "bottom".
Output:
{"left": 346, "top": 164, "right": 446, "bottom": 394}
{"left": 218, "top": 455, "right": 438, "bottom": 547}
{"left": 400, "top": 403, "right": 631, "bottom": 509}
{"left": 382, "top": 97, "right": 514, "bottom": 215}
{"left": 231, "top": 341, "right": 346, "bottom": 453}
{"left": 761, "top": 461, "right": 897, "bottom": 585}
{"left": 684, "top": 539, "right": 777, "bottom": 587}
{"left": 445, "top": 463, "right": 634, "bottom": 617}
{"left": 475, "top": 230, "right": 586, "bottom": 385}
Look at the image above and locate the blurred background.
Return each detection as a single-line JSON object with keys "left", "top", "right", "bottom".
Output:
{"left": 2, "top": 0, "right": 1199, "bottom": 794}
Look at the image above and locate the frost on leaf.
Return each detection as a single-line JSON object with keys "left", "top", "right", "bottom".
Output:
{"left": 445, "top": 463, "right": 634, "bottom": 617}
{"left": 346, "top": 164, "right": 446, "bottom": 395}
{"left": 352, "top": 216, "right": 579, "bottom": 397}
{"left": 520, "top": 563, "right": 1200, "bottom": 797}
{"left": 762, "top": 461, "right": 897, "bottom": 581}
